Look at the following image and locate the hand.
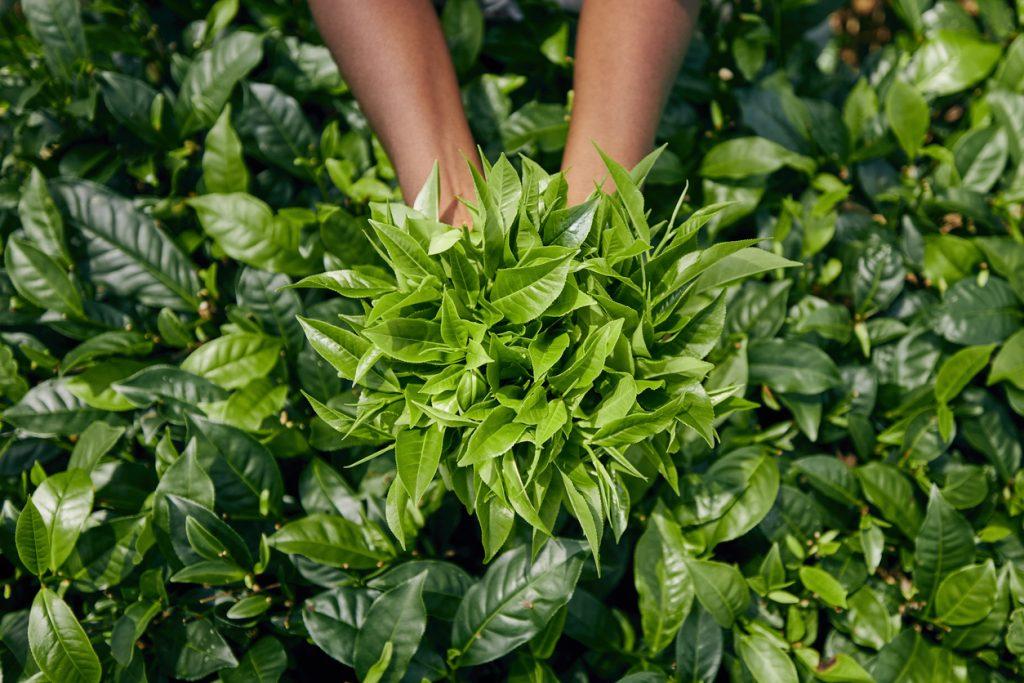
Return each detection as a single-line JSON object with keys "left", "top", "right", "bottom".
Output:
{"left": 440, "top": 196, "right": 473, "bottom": 229}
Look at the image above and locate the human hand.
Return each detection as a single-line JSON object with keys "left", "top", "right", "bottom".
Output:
{"left": 440, "top": 196, "right": 474, "bottom": 229}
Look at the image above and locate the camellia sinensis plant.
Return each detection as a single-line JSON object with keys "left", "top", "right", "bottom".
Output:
{"left": 291, "top": 152, "right": 797, "bottom": 565}
{"left": 5, "top": 0, "right": 1024, "bottom": 682}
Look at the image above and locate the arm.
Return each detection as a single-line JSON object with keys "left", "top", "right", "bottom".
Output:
{"left": 308, "top": 0, "right": 479, "bottom": 224}
{"left": 562, "top": 0, "right": 699, "bottom": 204}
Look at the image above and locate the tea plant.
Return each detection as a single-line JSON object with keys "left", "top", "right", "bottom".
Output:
{"left": 293, "top": 154, "right": 794, "bottom": 566}
{"left": 1, "top": 0, "right": 1024, "bottom": 682}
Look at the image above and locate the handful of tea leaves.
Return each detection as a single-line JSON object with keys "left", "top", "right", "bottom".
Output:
{"left": 297, "top": 150, "right": 798, "bottom": 561}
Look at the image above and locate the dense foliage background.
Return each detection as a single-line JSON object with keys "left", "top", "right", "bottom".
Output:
{"left": 2, "top": 0, "right": 1024, "bottom": 681}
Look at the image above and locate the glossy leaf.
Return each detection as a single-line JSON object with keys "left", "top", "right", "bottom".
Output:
{"left": 181, "top": 332, "right": 283, "bottom": 389}
{"left": 175, "top": 31, "right": 263, "bottom": 135}
{"left": 304, "top": 586, "right": 376, "bottom": 666}
{"left": 735, "top": 632, "right": 796, "bottom": 683}
{"left": 489, "top": 252, "right": 573, "bottom": 323}
{"left": 912, "top": 30, "right": 1002, "bottom": 96}
{"left": 799, "top": 565, "right": 848, "bottom": 608}
{"left": 33, "top": 469, "right": 94, "bottom": 572}
{"left": 15, "top": 498, "right": 48, "bottom": 576}
{"left": 915, "top": 486, "right": 975, "bottom": 605}
{"left": 203, "top": 105, "right": 249, "bottom": 193}
{"left": 451, "top": 539, "right": 585, "bottom": 666}
{"left": 29, "top": 588, "right": 101, "bottom": 683}
{"left": 989, "top": 329, "right": 1024, "bottom": 389}
{"left": 395, "top": 425, "right": 443, "bottom": 503}
{"left": 52, "top": 180, "right": 200, "bottom": 310}
{"left": 886, "top": 80, "right": 928, "bottom": 158}
{"left": 935, "top": 344, "right": 994, "bottom": 404}
{"left": 222, "top": 637, "right": 287, "bottom": 683}
{"left": 21, "top": 0, "right": 88, "bottom": 81}
{"left": 675, "top": 604, "right": 722, "bottom": 683}
{"left": 685, "top": 558, "right": 749, "bottom": 628}
{"left": 269, "top": 514, "right": 394, "bottom": 569}
{"left": 634, "top": 505, "right": 693, "bottom": 655}
{"left": 352, "top": 571, "right": 428, "bottom": 683}
{"left": 188, "top": 193, "right": 317, "bottom": 275}
{"left": 935, "top": 561, "right": 997, "bottom": 626}
{"left": 4, "top": 237, "right": 83, "bottom": 317}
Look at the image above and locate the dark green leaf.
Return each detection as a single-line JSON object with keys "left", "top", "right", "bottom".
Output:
{"left": 353, "top": 571, "right": 428, "bottom": 683}
{"left": 451, "top": 539, "right": 585, "bottom": 666}
{"left": 930, "top": 277, "right": 1022, "bottom": 345}
{"left": 674, "top": 604, "right": 722, "bottom": 683}
{"left": 21, "top": 0, "right": 88, "bottom": 82}
{"left": 915, "top": 486, "right": 975, "bottom": 605}
{"left": 175, "top": 31, "right": 263, "bottom": 135}
{"left": 28, "top": 587, "right": 101, "bottom": 683}
{"left": 221, "top": 637, "right": 286, "bottom": 683}
{"left": 304, "top": 586, "right": 375, "bottom": 666}
{"left": 53, "top": 180, "right": 200, "bottom": 310}
{"left": 748, "top": 339, "right": 842, "bottom": 394}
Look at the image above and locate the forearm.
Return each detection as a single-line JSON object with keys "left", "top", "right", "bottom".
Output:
{"left": 308, "top": 0, "right": 478, "bottom": 216}
{"left": 563, "top": 0, "right": 699, "bottom": 203}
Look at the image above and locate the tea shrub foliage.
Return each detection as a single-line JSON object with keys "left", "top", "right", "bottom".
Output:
{"left": 2, "top": 0, "right": 1024, "bottom": 682}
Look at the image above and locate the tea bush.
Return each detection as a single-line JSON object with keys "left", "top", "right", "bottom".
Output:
{"left": 2, "top": 0, "right": 1024, "bottom": 682}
